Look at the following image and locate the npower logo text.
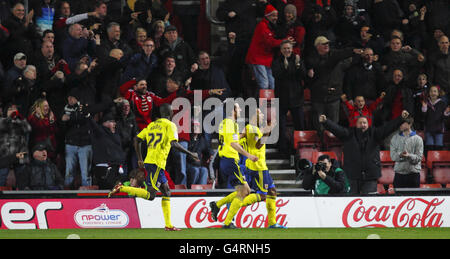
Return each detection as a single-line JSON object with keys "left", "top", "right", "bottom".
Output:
{"left": 74, "top": 203, "right": 129, "bottom": 228}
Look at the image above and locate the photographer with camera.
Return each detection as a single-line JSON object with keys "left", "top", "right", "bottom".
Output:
{"left": 301, "top": 154, "right": 349, "bottom": 195}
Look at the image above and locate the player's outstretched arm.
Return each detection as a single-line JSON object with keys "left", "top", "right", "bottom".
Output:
{"left": 171, "top": 140, "right": 200, "bottom": 162}
{"left": 230, "top": 142, "right": 258, "bottom": 162}
{"left": 134, "top": 137, "right": 145, "bottom": 168}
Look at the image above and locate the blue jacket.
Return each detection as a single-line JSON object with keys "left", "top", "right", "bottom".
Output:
{"left": 121, "top": 52, "right": 158, "bottom": 84}
{"left": 62, "top": 34, "right": 96, "bottom": 71}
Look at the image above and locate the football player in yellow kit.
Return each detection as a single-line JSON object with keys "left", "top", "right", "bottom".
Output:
{"left": 209, "top": 103, "right": 258, "bottom": 228}
{"left": 242, "top": 108, "right": 286, "bottom": 228}
{"left": 109, "top": 103, "right": 199, "bottom": 231}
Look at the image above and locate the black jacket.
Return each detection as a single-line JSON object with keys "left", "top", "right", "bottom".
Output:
{"left": 157, "top": 37, "right": 196, "bottom": 77}
{"left": 272, "top": 54, "right": 305, "bottom": 109}
{"left": 426, "top": 52, "right": 450, "bottom": 94}
{"left": 305, "top": 48, "right": 355, "bottom": 103}
{"left": 344, "top": 59, "right": 386, "bottom": 101}
{"left": 381, "top": 82, "right": 415, "bottom": 121}
{"left": 89, "top": 119, "right": 125, "bottom": 166}
{"left": 187, "top": 134, "right": 211, "bottom": 167}
{"left": 16, "top": 158, "right": 64, "bottom": 190}
{"left": 322, "top": 116, "right": 404, "bottom": 180}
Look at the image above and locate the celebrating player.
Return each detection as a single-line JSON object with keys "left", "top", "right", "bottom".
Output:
{"left": 209, "top": 103, "right": 258, "bottom": 228}
{"left": 109, "top": 103, "right": 199, "bottom": 231}
{"left": 241, "top": 108, "right": 286, "bottom": 228}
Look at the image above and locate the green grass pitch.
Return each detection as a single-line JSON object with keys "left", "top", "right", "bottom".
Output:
{"left": 0, "top": 227, "right": 449, "bottom": 239}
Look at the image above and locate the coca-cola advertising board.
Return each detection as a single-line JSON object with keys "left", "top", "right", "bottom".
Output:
{"left": 0, "top": 198, "right": 140, "bottom": 229}
{"left": 136, "top": 196, "right": 450, "bottom": 228}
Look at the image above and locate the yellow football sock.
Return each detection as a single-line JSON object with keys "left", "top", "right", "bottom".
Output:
{"left": 119, "top": 186, "right": 150, "bottom": 199}
{"left": 266, "top": 195, "right": 277, "bottom": 226}
{"left": 216, "top": 191, "right": 237, "bottom": 208}
{"left": 161, "top": 196, "right": 172, "bottom": 228}
{"left": 224, "top": 197, "right": 243, "bottom": 226}
{"left": 242, "top": 193, "right": 261, "bottom": 207}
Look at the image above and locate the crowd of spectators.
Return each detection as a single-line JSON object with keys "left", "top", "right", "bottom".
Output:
{"left": 0, "top": 0, "right": 449, "bottom": 191}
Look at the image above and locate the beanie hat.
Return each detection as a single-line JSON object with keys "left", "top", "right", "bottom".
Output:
{"left": 101, "top": 112, "right": 116, "bottom": 123}
{"left": 67, "top": 87, "right": 81, "bottom": 100}
{"left": 265, "top": 4, "right": 278, "bottom": 17}
{"left": 284, "top": 4, "right": 297, "bottom": 17}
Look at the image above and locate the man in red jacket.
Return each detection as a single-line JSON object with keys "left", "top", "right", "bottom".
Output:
{"left": 341, "top": 92, "right": 386, "bottom": 127}
{"left": 119, "top": 79, "right": 178, "bottom": 130}
{"left": 246, "top": 4, "right": 293, "bottom": 90}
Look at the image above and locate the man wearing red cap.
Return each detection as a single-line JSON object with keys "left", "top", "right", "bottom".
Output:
{"left": 246, "top": 4, "right": 293, "bottom": 91}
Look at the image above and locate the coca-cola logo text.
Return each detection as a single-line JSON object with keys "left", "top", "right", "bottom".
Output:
{"left": 184, "top": 198, "right": 289, "bottom": 228}
{"left": 342, "top": 198, "right": 444, "bottom": 228}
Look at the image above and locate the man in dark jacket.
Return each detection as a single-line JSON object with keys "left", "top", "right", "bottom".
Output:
{"left": 115, "top": 98, "right": 139, "bottom": 172}
{"left": 426, "top": 35, "right": 450, "bottom": 102}
{"left": 305, "top": 36, "right": 362, "bottom": 134}
{"left": 1, "top": 2, "right": 40, "bottom": 68}
{"left": 272, "top": 40, "right": 305, "bottom": 154}
{"left": 319, "top": 109, "right": 410, "bottom": 194}
{"left": 16, "top": 142, "right": 64, "bottom": 190}
{"left": 122, "top": 38, "right": 158, "bottom": 85}
{"left": 344, "top": 48, "right": 386, "bottom": 103}
{"left": 62, "top": 23, "right": 97, "bottom": 71}
{"left": 381, "top": 69, "right": 415, "bottom": 122}
{"left": 89, "top": 112, "right": 126, "bottom": 189}
{"left": 186, "top": 120, "right": 212, "bottom": 188}
{"left": 157, "top": 25, "right": 198, "bottom": 79}
{"left": 32, "top": 41, "right": 67, "bottom": 118}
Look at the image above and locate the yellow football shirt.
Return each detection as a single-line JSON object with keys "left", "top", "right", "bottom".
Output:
{"left": 136, "top": 118, "right": 178, "bottom": 170}
{"left": 245, "top": 124, "right": 268, "bottom": 171}
{"left": 218, "top": 118, "right": 240, "bottom": 161}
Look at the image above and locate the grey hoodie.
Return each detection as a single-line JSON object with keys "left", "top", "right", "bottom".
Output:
{"left": 390, "top": 130, "right": 423, "bottom": 174}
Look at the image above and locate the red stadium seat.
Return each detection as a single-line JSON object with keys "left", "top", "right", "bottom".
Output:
{"left": 174, "top": 184, "right": 187, "bottom": 189}
{"left": 191, "top": 184, "right": 213, "bottom": 190}
{"left": 311, "top": 151, "right": 338, "bottom": 164}
{"left": 323, "top": 130, "right": 343, "bottom": 163}
{"left": 293, "top": 130, "right": 321, "bottom": 161}
{"left": 378, "top": 151, "right": 395, "bottom": 185}
{"left": 427, "top": 151, "right": 450, "bottom": 185}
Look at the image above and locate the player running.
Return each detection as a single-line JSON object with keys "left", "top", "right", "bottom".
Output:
{"left": 241, "top": 108, "right": 286, "bottom": 228}
{"left": 109, "top": 103, "right": 199, "bottom": 231}
{"left": 209, "top": 103, "right": 258, "bottom": 228}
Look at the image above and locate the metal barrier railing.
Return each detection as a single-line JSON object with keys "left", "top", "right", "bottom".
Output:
{"left": 205, "top": 0, "right": 224, "bottom": 25}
